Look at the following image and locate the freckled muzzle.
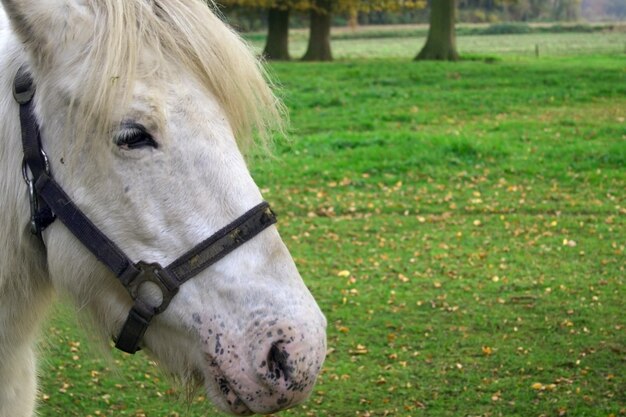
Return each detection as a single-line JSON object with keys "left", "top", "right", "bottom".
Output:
{"left": 203, "top": 318, "right": 327, "bottom": 415}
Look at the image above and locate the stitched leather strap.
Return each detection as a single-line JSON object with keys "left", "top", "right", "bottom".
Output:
{"left": 166, "top": 202, "right": 277, "bottom": 283}
{"left": 115, "top": 299, "right": 156, "bottom": 354}
{"left": 14, "top": 69, "right": 44, "bottom": 173}
{"left": 36, "top": 173, "right": 139, "bottom": 278}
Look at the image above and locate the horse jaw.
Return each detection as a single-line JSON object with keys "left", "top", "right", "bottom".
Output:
{"left": 154, "top": 234, "right": 327, "bottom": 415}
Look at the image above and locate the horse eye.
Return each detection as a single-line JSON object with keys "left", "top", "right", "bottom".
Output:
{"left": 115, "top": 123, "right": 158, "bottom": 150}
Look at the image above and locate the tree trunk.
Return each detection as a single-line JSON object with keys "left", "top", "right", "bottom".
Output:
{"left": 416, "top": 0, "right": 459, "bottom": 61}
{"left": 348, "top": 8, "right": 358, "bottom": 31}
{"left": 302, "top": 0, "right": 332, "bottom": 61}
{"left": 263, "top": 7, "right": 290, "bottom": 61}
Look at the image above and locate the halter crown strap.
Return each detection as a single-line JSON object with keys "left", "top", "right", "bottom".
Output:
{"left": 14, "top": 66, "right": 277, "bottom": 354}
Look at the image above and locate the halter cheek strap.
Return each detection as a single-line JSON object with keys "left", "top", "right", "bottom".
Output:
{"left": 13, "top": 66, "right": 277, "bottom": 354}
{"left": 14, "top": 67, "right": 56, "bottom": 235}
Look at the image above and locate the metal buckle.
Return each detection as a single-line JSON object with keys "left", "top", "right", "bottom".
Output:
{"left": 22, "top": 149, "right": 51, "bottom": 184}
{"left": 126, "top": 261, "right": 179, "bottom": 314}
{"left": 22, "top": 150, "right": 51, "bottom": 235}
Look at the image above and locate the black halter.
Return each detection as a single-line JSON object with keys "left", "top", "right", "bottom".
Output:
{"left": 13, "top": 66, "right": 277, "bottom": 354}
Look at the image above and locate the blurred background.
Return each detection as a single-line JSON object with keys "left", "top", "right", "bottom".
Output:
{"left": 217, "top": 0, "right": 626, "bottom": 60}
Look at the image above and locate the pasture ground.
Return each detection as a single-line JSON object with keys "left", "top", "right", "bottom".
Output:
{"left": 37, "top": 31, "right": 625, "bottom": 417}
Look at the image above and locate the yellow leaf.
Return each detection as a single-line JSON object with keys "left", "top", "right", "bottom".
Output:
{"left": 350, "top": 344, "right": 368, "bottom": 355}
{"left": 337, "top": 270, "right": 350, "bottom": 277}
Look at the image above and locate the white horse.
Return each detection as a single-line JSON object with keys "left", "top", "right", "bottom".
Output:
{"left": 0, "top": 1, "right": 326, "bottom": 416}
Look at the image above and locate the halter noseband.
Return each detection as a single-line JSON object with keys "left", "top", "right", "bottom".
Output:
{"left": 13, "top": 66, "right": 277, "bottom": 354}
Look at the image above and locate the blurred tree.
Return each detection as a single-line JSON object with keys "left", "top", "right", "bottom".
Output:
{"left": 302, "top": 0, "right": 333, "bottom": 61}
{"left": 222, "top": 0, "right": 426, "bottom": 61}
{"left": 220, "top": 0, "right": 305, "bottom": 61}
{"left": 456, "top": 0, "right": 554, "bottom": 21}
{"left": 552, "top": 0, "right": 582, "bottom": 20}
{"left": 300, "top": 0, "right": 426, "bottom": 61}
{"left": 416, "top": 0, "right": 459, "bottom": 61}
{"left": 264, "top": 4, "right": 291, "bottom": 60}
{"left": 525, "top": 0, "right": 552, "bottom": 20}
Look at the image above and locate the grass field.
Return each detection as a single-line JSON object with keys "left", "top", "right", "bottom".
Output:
{"left": 36, "top": 32, "right": 625, "bottom": 417}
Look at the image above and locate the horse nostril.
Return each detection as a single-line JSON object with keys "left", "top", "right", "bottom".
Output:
{"left": 267, "top": 342, "right": 292, "bottom": 382}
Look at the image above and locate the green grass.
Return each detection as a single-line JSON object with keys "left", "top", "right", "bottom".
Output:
{"left": 36, "top": 36, "right": 625, "bottom": 417}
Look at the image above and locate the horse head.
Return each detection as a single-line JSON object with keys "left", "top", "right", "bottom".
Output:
{"left": 0, "top": 1, "right": 326, "bottom": 415}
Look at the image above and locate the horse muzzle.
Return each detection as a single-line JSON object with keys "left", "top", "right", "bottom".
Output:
{"left": 202, "top": 316, "right": 327, "bottom": 415}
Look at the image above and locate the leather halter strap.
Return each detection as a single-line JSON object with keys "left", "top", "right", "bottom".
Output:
{"left": 13, "top": 66, "right": 277, "bottom": 354}
{"left": 14, "top": 68, "right": 56, "bottom": 235}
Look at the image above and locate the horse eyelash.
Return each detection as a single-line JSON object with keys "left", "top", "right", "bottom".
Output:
{"left": 115, "top": 122, "right": 159, "bottom": 150}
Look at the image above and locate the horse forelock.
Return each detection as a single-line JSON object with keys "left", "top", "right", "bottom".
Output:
{"left": 59, "top": 0, "right": 283, "bottom": 154}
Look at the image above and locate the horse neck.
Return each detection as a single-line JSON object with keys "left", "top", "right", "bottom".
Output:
{"left": 0, "top": 23, "right": 54, "bottom": 417}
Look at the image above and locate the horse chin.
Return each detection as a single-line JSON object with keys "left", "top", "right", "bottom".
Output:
{"left": 195, "top": 365, "right": 254, "bottom": 416}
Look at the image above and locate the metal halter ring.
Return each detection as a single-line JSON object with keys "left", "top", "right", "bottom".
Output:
{"left": 125, "top": 262, "right": 180, "bottom": 314}
{"left": 21, "top": 149, "right": 51, "bottom": 184}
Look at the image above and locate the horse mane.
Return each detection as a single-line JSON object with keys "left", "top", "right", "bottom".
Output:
{"left": 70, "top": 0, "right": 283, "bottom": 152}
